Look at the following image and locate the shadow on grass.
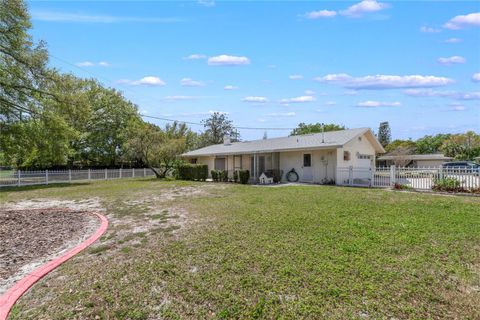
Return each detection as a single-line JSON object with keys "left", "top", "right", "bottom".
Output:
{"left": 0, "top": 182, "right": 92, "bottom": 192}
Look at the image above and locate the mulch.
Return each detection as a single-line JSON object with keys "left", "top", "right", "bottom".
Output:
{"left": 0, "top": 209, "right": 97, "bottom": 285}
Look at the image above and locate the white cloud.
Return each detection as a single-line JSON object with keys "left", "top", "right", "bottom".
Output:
{"left": 118, "top": 76, "right": 166, "bottom": 86}
{"left": 472, "top": 73, "right": 480, "bottom": 82}
{"left": 443, "top": 12, "right": 480, "bottom": 30}
{"left": 267, "top": 112, "right": 296, "bottom": 117}
{"left": 280, "top": 95, "right": 316, "bottom": 104}
{"left": 180, "top": 77, "right": 205, "bottom": 87}
{"left": 340, "top": 0, "right": 389, "bottom": 18}
{"left": 208, "top": 55, "right": 250, "bottom": 66}
{"left": 75, "top": 61, "right": 95, "bottom": 67}
{"left": 242, "top": 96, "right": 268, "bottom": 103}
{"left": 449, "top": 103, "right": 466, "bottom": 111}
{"left": 304, "top": 90, "right": 316, "bottom": 95}
{"left": 357, "top": 100, "right": 401, "bottom": 107}
{"left": 403, "top": 89, "right": 480, "bottom": 100}
{"left": 31, "top": 10, "right": 182, "bottom": 23}
{"left": 224, "top": 85, "right": 239, "bottom": 90}
{"left": 325, "top": 101, "right": 337, "bottom": 106}
{"left": 316, "top": 73, "right": 453, "bottom": 89}
{"left": 420, "top": 26, "right": 441, "bottom": 33}
{"left": 163, "top": 95, "right": 198, "bottom": 101}
{"left": 305, "top": 10, "right": 337, "bottom": 19}
{"left": 343, "top": 90, "right": 359, "bottom": 96}
{"left": 98, "top": 61, "right": 110, "bottom": 67}
{"left": 437, "top": 56, "right": 466, "bottom": 65}
{"left": 444, "top": 37, "right": 462, "bottom": 43}
{"left": 198, "top": 0, "right": 215, "bottom": 7}
{"left": 289, "top": 74, "right": 304, "bottom": 80}
{"left": 183, "top": 54, "right": 207, "bottom": 60}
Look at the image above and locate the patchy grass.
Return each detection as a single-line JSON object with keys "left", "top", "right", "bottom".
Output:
{"left": 2, "top": 179, "right": 479, "bottom": 319}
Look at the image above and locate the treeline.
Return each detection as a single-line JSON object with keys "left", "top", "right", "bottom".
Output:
{"left": 0, "top": 0, "right": 239, "bottom": 172}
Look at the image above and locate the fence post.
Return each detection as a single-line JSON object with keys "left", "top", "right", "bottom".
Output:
{"left": 132, "top": 168, "right": 135, "bottom": 178}
{"left": 144, "top": 168, "right": 146, "bottom": 177}
{"left": 17, "top": 170, "right": 21, "bottom": 186}
{"left": 88, "top": 168, "right": 91, "bottom": 181}
{"left": 348, "top": 166, "right": 353, "bottom": 186}
{"left": 390, "top": 165, "right": 396, "bottom": 187}
{"left": 439, "top": 166, "right": 443, "bottom": 180}
{"left": 46, "top": 169, "right": 49, "bottom": 185}
{"left": 370, "top": 167, "right": 374, "bottom": 187}
{"left": 105, "top": 168, "right": 108, "bottom": 180}
{"left": 69, "top": 169, "right": 72, "bottom": 183}
{"left": 119, "top": 168, "right": 122, "bottom": 179}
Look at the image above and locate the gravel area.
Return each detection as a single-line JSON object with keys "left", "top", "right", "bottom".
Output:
{"left": 0, "top": 208, "right": 99, "bottom": 294}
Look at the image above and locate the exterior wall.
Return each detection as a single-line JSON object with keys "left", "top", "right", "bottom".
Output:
{"left": 413, "top": 160, "right": 445, "bottom": 168}
{"left": 195, "top": 156, "right": 215, "bottom": 177}
{"left": 336, "top": 133, "right": 376, "bottom": 169}
{"left": 279, "top": 149, "right": 336, "bottom": 183}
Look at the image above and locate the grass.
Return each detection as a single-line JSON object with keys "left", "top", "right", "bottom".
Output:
{"left": 2, "top": 178, "right": 480, "bottom": 319}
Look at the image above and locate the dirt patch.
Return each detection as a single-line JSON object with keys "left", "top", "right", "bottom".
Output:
{"left": 0, "top": 208, "right": 99, "bottom": 295}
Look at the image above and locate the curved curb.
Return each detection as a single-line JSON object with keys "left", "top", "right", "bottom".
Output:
{"left": 0, "top": 212, "right": 108, "bottom": 320}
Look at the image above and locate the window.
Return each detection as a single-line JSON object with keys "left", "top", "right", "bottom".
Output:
{"left": 234, "top": 155, "right": 242, "bottom": 170}
{"left": 344, "top": 151, "right": 351, "bottom": 161}
{"left": 357, "top": 154, "right": 372, "bottom": 160}
{"left": 214, "top": 158, "right": 226, "bottom": 170}
{"left": 303, "top": 154, "right": 312, "bottom": 167}
{"left": 189, "top": 158, "right": 197, "bottom": 164}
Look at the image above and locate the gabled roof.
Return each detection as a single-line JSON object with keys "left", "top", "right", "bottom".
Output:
{"left": 377, "top": 153, "right": 453, "bottom": 161}
{"left": 183, "top": 127, "right": 385, "bottom": 157}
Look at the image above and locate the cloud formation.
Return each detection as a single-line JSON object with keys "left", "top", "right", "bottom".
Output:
{"left": 443, "top": 12, "right": 480, "bottom": 30}
{"left": 403, "top": 89, "right": 480, "bottom": 100}
{"left": 420, "top": 26, "right": 441, "bottom": 33}
{"left": 316, "top": 74, "right": 453, "bottom": 89}
{"left": 280, "top": 95, "right": 316, "bottom": 104}
{"left": 180, "top": 77, "right": 205, "bottom": 87}
{"left": 183, "top": 54, "right": 207, "bottom": 60}
{"left": 118, "top": 76, "right": 166, "bottom": 86}
{"left": 340, "top": 0, "right": 389, "bottom": 18}
{"left": 289, "top": 75, "right": 304, "bottom": 80}
{"left": 437, "top": 56, "right": 466, "bottom": 65}
{"left": 75, "top": 61, "right": 109, "bottom": 67}
{"left": 163, "top": 95, "right": 198, "bottom": 101}
{"left": 304, "top": 10, "right": 337, "bottom": 19}
{"left": 242, "top": 96, "right": 268, "bottom": 103}
{"left": 357, "top": 100, "right": 401, "bottom": 107}
{"left": 224, "top": 85, "right": 239, "bottom": 90}
{"left": 444, "top": 37, "right": 462, "bottom": 43}
{"left": 472, "top": 73, "right": 480, "bottom": 82}
{"left": 267, "top": 112, "right": 296, "bottom": 117}
{"left": 208, "top": 55, "right": 250, "bottom": 66}
{"left": 31, "top": 10, "right": 182, "bottom": 23}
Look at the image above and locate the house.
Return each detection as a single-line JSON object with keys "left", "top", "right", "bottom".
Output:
{"left": 376, "top": 153, "right": 453, "bottom": 168}
{"left": 182, "top": 128, "right": 385, "bottom": 184}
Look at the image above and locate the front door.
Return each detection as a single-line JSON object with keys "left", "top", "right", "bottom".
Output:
{"left": 302, "top": 153, "right": 313, "bottom": 181}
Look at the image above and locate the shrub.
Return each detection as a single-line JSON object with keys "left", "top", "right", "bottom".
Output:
{"left": 211, "top": 170, "right": 228, "bottom": 182}
{"left": 238, "top": 170, "right": 250, "bottom": 184}
{"left": 233, "top": 170, "right": 239, "bottom": 183}
{"left": 432, "top": 177, "right": 466, "bottom": 192}
{"left": 176, "top": 164, "right": 208, "bottom": 181}
{"left": 211, "top": 170, "right": 218, "bottom": 182}
{"left": 393, "top": 183, "right": 412, "bottom": 190}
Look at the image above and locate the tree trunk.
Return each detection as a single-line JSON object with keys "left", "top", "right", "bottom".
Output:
{"left": 150, "top": 166, "right": 163, "bottom": 178}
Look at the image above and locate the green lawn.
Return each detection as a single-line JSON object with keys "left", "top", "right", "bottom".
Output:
{"left": 2, "top": 179, "right": 479, "bottom": 319}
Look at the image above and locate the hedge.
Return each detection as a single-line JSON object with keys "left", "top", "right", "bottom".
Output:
{"left": 176, "top": 164, "right": 208, "bottom": 181}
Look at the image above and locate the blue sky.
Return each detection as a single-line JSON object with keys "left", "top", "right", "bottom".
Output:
{"left": 28, "top": 1, "right": 480, "bottom": 140}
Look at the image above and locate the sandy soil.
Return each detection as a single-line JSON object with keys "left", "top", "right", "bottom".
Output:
{"left": 0, "top": 208, "right": 99, "bottom": 295}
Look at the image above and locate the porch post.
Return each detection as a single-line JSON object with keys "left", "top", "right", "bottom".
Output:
{"left": 254, "top": 153, "right": 257, "bottom": 183}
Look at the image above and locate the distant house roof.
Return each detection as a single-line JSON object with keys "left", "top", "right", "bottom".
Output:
{"left": 183, "top": 128, "right": 385, "bottom": 157}
{"left": 377, "top": 153, "right": 453, "bottom": 161}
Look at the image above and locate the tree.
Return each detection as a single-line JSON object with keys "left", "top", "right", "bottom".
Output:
{"left": 164, "top": 121, "right": 199, "bottom": 151}
{"left": 415, "top": 134, "right": 451, "bottom": 154}
{"left": 290, "top": 123, "right": 345, "bottom": 136}
{"left": 199, "top": 112, "right": 239, "bottom": 146}
{"left": 377, "top": 122, "right": 391, "bottom": 147}
{"left": 384, "top": 139, "right": 416, "bottom": 154}
{"left": 440, "top": 131, "right": 480, "bottom": 160}
{"left": 125, "top": 122, "right": 186, "bottom": 178}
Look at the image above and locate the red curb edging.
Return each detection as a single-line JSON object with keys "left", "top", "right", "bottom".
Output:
{"left": 0, "top": 212, "right": 108, "bottom": 320}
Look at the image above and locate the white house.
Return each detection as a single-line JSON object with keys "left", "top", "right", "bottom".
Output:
{"left": 376, "top": 153, "right": 453, "bottom": 168}
{"left": 182, "top": 128, "right": 385, "bottom": 184}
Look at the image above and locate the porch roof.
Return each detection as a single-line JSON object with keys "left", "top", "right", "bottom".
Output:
{"left": 183, "top": 127, "right": 384, "bottom": 157}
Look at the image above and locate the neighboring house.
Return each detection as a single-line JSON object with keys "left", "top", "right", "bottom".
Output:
{"left": 182, "top": 128, "right": 385, "bottom": 184}
{"left": 376, "top": 153, "right": 453, "bottom": 168}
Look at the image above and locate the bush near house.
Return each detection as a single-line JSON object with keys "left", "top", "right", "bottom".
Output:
{"left": 176, "top": 164, "right": 208, "bottom": 181}
{"left": 237, "top": 170, "right": 250, "bottom": 184}
{"left": 211, "top": 170, "right": 228, "bottom": 182}
{"left": 432, "top": 177, "right": 465, "bottom": 192}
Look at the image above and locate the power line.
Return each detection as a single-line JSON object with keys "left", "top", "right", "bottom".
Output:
{"left": 140, "top": 114, "right": 295, "bottom": 131}
{"left": 49, "top": 54, "right": 296, "bottom": 131}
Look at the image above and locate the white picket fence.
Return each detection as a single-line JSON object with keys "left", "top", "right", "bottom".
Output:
{"left": 0, "top": 168, "right": 156, "bottom": 188}
{"left": 337, "top": 166, "right": 480, "bottom": 190}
